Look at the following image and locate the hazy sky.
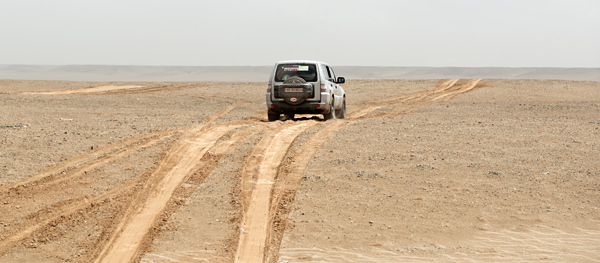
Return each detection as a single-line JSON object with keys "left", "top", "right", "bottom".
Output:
{"left": 1, "top": 0, "right": 599, "bottom": 67}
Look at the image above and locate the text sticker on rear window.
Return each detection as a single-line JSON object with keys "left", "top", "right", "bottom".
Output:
{"left": 283, "top": 65, "right": 309, "bottom": 71}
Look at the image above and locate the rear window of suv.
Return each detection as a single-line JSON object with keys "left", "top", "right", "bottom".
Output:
{"left": 275, "top": 64, "right": 317, "bottom": 82}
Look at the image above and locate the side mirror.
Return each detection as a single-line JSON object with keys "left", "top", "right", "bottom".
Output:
{"left": 336, "top": 77, "right": 345, "bottom": 84}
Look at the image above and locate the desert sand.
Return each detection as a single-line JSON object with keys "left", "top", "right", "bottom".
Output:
{"left": 2, "top": 65, "right": 600, "bottom": 82}
{"left": 0, "top": 78, "right": 599, "bottom": 262}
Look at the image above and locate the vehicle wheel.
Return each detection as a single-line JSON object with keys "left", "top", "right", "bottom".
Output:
{"left": 268, "top": 111, "right": 280, "bottom": 121}
{"left": 335, "top": 97, "right": 346, "bottom": 119}
{"left": 323, "top": 99, "right": 336, "bottom": 121}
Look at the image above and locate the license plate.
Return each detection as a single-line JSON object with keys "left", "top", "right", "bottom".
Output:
{"left": 285, "top": 88, "right": 303, "bottom": 92}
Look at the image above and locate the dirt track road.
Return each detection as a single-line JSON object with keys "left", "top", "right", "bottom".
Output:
{"left": 1, "top": 79, "right": 599, "bottom": 262}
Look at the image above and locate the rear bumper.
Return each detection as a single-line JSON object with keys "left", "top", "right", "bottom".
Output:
{"left": 267, "top": 92, "right": 331, "bottom": 114}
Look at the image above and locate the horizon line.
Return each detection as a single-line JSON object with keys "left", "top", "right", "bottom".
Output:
{"left": 2, "top": 64, "right": 600, "bottom": 69}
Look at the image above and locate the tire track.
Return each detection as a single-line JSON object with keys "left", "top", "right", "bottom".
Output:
{"left": 17, "top": 84, "right": 201, "bottom": 95}
{"left": 0, "top": 169, "right": 147, "bottom": 256}
{"left": 0, "top": 105, "right": 241, "bottom": 261}
{"left": 439, "top": 78, "right": 482, "bottom": 102}
{"left": 20, "top": 85, "right": 145, "bottom": 95}
{"left": 264, "top": 101, "right": 381, "bottom": 262}
{"left": 2, "top": 79, "right": 488, "bottom": 262}
{"left": 232, "top": 79, "right": 485, "bottom": 262}
{"left": 9, "top": 132, "right": 173, "bottom": 191}
{"left": 139, "top": 124, "right": 264, "bottom": 263}
{"left": 265, "top": 121, "right": 348, "bottom": 262}
{"left": 6, "top": 105, "right": 235, "bottom": 193}
{"left": 106, "top": 84, "right": 202, "bottom": 95}
{"left": 88, "top": 122, "right": 257, "bottom": 262}
{"left": 8, "top": 131, "right": 172, "bottom": 189}
{"left": 235, "top": 121, "right": 321, "bottom": 263}
{"left": 353, "top": 79, "right": 461, "bottom": 119}
{"left": 91, "top": 105, "right": 240, "bottom": 263}
{"left": 371, "top": 79, "right": 482, "bottom": 119}
{"left": 95, "top": 124, "right": 240, "bottom": 263}
{"left": 360, "top": 79, "right": 459, "bottom": 107}
{"left": 234, "top": 80, "right": 471, "bottom": 262}
{"left": 0, "top": 133, "right": 174, "bottom": 256}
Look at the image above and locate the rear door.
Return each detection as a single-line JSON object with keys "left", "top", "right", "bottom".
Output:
{"left": 325, "top": 65, "right": 341, "bottom": 106}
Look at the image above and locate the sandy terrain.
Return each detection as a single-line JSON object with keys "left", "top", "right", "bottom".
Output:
{"left": 2, "top": 65, "right": 600, "bottom": 82}
{"left": 0, "top": 78, "right": 599, "bottom": 262}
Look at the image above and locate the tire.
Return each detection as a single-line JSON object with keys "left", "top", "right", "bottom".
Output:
{"left": 281, "top": 76, "right": 309, "bottom": 105}
{"left": 335, "top": 97, "right": 346, "bottom": 119}
{"left": 268, "top": 111, "right": 280, "bottom": 121}
{"left": 283, "top": 76, "right": 305, "bottom": 84}
{"left": 323, "top": 98, "right": 336, "bottom": 121}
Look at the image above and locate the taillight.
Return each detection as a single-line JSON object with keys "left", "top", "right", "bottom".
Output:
{"left": 320, "top": 82, "right": 325, "bottom": 92}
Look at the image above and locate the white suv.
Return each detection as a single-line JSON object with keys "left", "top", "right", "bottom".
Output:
{"left": 266, "top": 60, "right": 346, "bottom": 121}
